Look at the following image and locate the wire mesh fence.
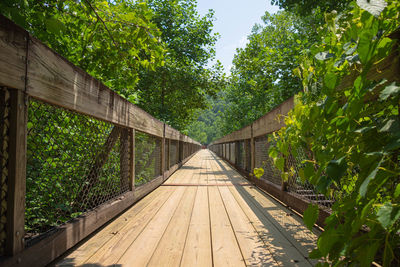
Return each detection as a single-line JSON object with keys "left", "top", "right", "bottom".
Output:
{"left": 135, "top": 132, "right": 161, "bottom": 187}
{"left": 0, "top": 88, "right": 10, "bottom": 256}
{"left": 212, "top": 135, "right": 334, "bottom": 210}
{"left": 26, "top": 98, "right": 131, "bottom": 246}
{"left": 165, "top": 139, "right": 169, "bottom": 171}
{"left": 229, "top": 143, "right": 235, "bottom": 163}
{"left": 245, "top": 140, "right": 251, "bottom": 172}
{"left": 286, "top": 146, "right": 334, "bottom": 209}
{"left": 169, "top": 140, "right": 178, "bottom": 168}
{"left": 254, "top": 136, "right": 282, "bottom": 186}
{"left": 237, "top": 141, "right": 245, "bottom": 170}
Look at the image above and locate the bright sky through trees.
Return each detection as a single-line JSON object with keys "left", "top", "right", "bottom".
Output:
{"left": 196, "top": 0, "right": 280, "bottom": 74}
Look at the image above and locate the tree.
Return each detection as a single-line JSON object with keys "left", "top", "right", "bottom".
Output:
{"left": 0, "top": 0, "right": 165, "bottom": 97}
{"left": 187, "top": 93, "right": 226, "bottom": 144}
{"left": 136, "top": 0, "right": 224, "bottom": 131}
{"left": 270, "top": 0, "right": 352, "bottom": 16}
{"left": 220, "top": 11, "right": 314, "bottom": 134}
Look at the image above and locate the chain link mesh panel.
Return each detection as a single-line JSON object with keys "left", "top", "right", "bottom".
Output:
{"left": 237, "top": 141, "right": 245, "bottom": 170}
{"left": 245, "top": 140, "right": 251, "bottom": 172}
{"left": 229, "top": 143, "right": 235, "bottom": 163}
{"left": 165, "top": 139, "right": 169, "bottom": 171}
{"left": 169, "top": 140, "right": 178, "bottom": 168}
{"left": 0, "top": 88, "right": 10, "bottom": 256}
{"left": 26, "top": 99, "right": 131, "bottom": 246}
{"left": 286, "top": 146, "right": 334, "bottom": 208}
{"left": 135, "top": 131, "right": 161, "bottom": 186}
{"left": 255, "top": 136, "right": 282, "bottom": 186}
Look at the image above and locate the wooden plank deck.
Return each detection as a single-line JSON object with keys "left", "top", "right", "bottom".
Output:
{"left": 55, "top": 150, "right": 320, "bottom": 267}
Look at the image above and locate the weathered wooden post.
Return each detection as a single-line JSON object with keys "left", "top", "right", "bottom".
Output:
{"left": 6, "top": 89, "right": 27, "bottom": 255}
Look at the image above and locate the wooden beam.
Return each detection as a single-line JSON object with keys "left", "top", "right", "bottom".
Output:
{"left": 6, "top": 89, "right": 27, "bottom": 255}
{"left": 0, "top": 16, "right": 27, "bottom": 91}
{"left": 25, "top": 36, "right": 164, "bottom": 137}
{"left": 164, "top": 124, "right": 180, "bottom": 140}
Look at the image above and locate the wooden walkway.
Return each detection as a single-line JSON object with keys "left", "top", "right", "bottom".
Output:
{"left": 56, "top": 150, "right": 320, "bottom": 267}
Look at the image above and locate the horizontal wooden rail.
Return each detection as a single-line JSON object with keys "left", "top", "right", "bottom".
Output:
{"left": 210, "top": 96, "right": 294, "bottom": 145}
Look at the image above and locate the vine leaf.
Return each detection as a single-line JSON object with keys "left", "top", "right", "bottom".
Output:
{"left": 45, "top": 17, "right": 66, "bottom": 34}
{"left": 359, "top": 159, "right": 382, "bottom": 197}
{"left": 303, "top": 203, "right": 319, "bottom": 230}
{"left": 326, "top": 156, "right": 346, "bottom": 182}
{"left": 253, "top": 168, "right": 264, "bottom": 179}
{"left": 377, "top": 202, "right": 400, "bottom": 229}
{"left": 379, "top": 82, "right": 400, "bottom": 101}
{"left": 315, "top": 51, "right": 334, "bottom": 61}
{"left": 356, "top": 0, "right": 387, "bottom": 17}
{"left": 395, "top": 184, "right": 400, "bottom": 198}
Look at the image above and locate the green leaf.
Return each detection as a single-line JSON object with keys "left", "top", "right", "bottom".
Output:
{"left": 383, "top": 237, "right": 394, "bottom": 267}
{"left": 268, "top": 146, "right": 278, "bottom": 159}
{"left": 326, "top": 156, "right": 347, "bottom": 182}
{"left": 379, "top": 82, "right": 400, "bottom": 101}
{"left": 253, "top": 168, "right": 264, "bottom": 179}
{"left": 377, "top": 202, "right": 400, "bottom": 229}
{"left": 354, "top": 126, "right": 375, "bottom": 134}
{"left": 45, "top": 17, "right": 66, "bottom": 34}
{"left": 316, "top": 176, "right": 332, "bottom": 195}
{"left": 359, "top": 161, "right": 381, "bottom": 197}
{"left": 384, "top": 137, "right": 400, "bottom": 151}
{"left": 324, "top": 71, "right": 337, "bottom": 90}
{"left": 394, "top": 184, "right": 400, "bottom": 198}
{"left": 379, "top": 118, "right": 400, "bottom": 134}
{"left": 303, "top": 203, "right": 319, "bottom": 231}
{"left": 357, "top": 30, "right": 373, "bottom": 64}
{"left": 356, "top": 0, "right": 387, "bottom": 17}
{"left": 274, "top": 157, "right": 285, "bottom": 171}
{"left": 317, "top": 228, "right": 338, "bottom": 256}
{"left": 359, "top": 241, "right": 381, "bottom": 267}
{"left": 309, "top": 248, "right": 322, "bottom": 259}
{"left": 315, "top": 51, "right": 334, "bottom": 61}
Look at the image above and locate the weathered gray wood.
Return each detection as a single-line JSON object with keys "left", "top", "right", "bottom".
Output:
{"left": 0, "top": 16, "right": 27, "bottom": 91}
{"left": 252, "top": 97, "right": 294, "bottom": 138}
{"left": 25, "top": 36, "right": 164, "bottom": 137}
{"left": 6, "top": 89, "right": 27, "bottom": 255}
{"left": 164, "top": 124, "right": 180, "bottom": 141}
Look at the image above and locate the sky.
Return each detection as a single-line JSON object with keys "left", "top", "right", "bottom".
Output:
{"left": 196, "top": 0, "right": 280, "bottom": 74}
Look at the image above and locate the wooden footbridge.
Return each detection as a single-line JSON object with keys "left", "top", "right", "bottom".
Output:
{"left": 0, "top": 15, "right": 340, "bottom": 267}
{"left": 55, "top": 150, "right": 320, "bottom": 266}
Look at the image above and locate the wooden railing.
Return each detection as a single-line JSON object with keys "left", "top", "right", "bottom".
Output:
{"left": 0, "top": 15, "right": 201, "bottom": 266}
